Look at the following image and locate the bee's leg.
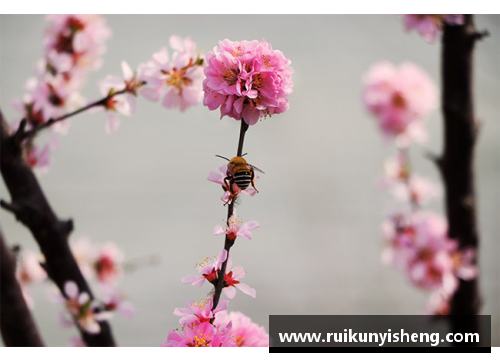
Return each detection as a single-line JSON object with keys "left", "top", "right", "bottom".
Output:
{"left": 223, "top": 176, "right": 236, "bottom": 205}
{"left": 250, "top": 169, "right": 259, "bottom": 193}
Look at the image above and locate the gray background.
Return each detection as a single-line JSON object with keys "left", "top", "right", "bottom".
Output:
{"left": 0, "top": 15, "right": 498, "bottom": 347}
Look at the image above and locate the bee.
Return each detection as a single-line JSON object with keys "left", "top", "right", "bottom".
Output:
{"left": 216, "top": 155, "right": 265, "bottom": 205}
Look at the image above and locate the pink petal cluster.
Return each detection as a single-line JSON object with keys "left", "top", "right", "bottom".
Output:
{"left": 208, "top": 164, "right": 259, "bottom": 204}
{"left": 140, "top": 35, "right": 205, "bottom": 111}
{"left": 214, "top": 311, "right": 269, "bottom": 347}
{"left": 362, "top": 61, "right": 437, "bottom": 143}
{"left": 214, "top": 212, "right": 260, "bottom": 241}
{"left": 181, "top": 249, "right": 256, "bottom": 299}
{"left": 382, "top": 211, "right": 477, "bottom": 309}
{"left": 162, "top": 297, "right": 236, "bottom": 347}
{"left": 58, "top": 281, "right": 111, "bottom": 334}
{"left": 70, "top": 237, "right": 123, "bottom": 285}
{"left": 15, "top": 15, "right": 111, "bottom": 128}
{"left": 402, "top": 15, "right": 465, "bottom": 42}
{"left": 203, "top": 39, "right": 294, "bottom": 125}
{"left": 391, "top": 174, "right": 442, "bottom": 206}
{"left": 162, "top": 321, "right": 235, "bottom": 347}
{"left": 97, "top": 61, "right": 147, "bottom": 133}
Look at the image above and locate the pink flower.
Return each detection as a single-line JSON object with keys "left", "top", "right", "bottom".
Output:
{"left": 208, "top": 164, "right": 258, "bottom": 203}
{"left": 59, "top": 281, "right": 111, "bottom": 334}
{"left": 16, "top": 250, "right": 47, "bottom": 285}
{"left": 214, "top": 212, "right": 260, "bottom": 241}
{"left": 173, "top": 296, "right": 229, "bottom": 326}
{"left": 402, "top": 15, "right": 464, "bottom": 42}
{"left": 140, "top": 35, "right": 204, "bottom": 111}
{"left": 70, "top": 236, "right": 95, "bottom": 279}
{"left": 362, "top": 61, "right": 437, "bottom": 143}
{"left": 214, "top": 311, "right": 269, "bottom": 347}
{"left": 25, "top": 133, "right": 60, "bottom": 175}
{"left": 181, "top": 249, "right": 256, "bottom": 299}
{"left": 162, "top": 321, "right": 236, "bottom": 347}
{"left": 203, "top": 39, "right": 293, "bottom": 125}
{"left": 43, "top": 15, "right": 111, "bottom": 75}
{"left": 391, "top": 174, "right": 442, "bottom": 206}
{"left": 93, "top": 242, "right": 123, "bottom": 285}
{"left": 100, "top": 285, "right": 136, "bottom": 319}
{"left": 98, "top": 61, "right": 143, "bottom": 134}
{"left": 424, "top": 291, "right": 451, "bottom": 316}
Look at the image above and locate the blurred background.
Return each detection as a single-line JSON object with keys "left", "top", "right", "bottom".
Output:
{"left": 0, "top": 15, "right": 498, "bottom": 347}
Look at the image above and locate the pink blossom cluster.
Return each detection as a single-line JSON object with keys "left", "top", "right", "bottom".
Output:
{"left": 362, "top": 61, "right": 437, "bottom": 144}
{"left": 97, "top": 35, "right": 204, "bottom": 133}
{"left": 381, "top": 211, "right": 477, "bottom": 313}
{"left": 163, "top": 296, "right": 268, "bottom": 347}
{"left": 15, "top": 15, "right": 111, "bottom": 129}
{"left": 203, "top": 39, "right": 294, "bottom": 125}
{"left": 402, "top": 15, "right": 464, "bottom": 42}
{"left": 12, "top": 15, "right": 111, "bottom": 173}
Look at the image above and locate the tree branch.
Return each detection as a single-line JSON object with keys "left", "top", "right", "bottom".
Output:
{"left": 0, "top": 227, "right": 45, "bottom": 347}
{"left": 0, "top": 108, "right": 116, "bottom": 346}
{"left": 440, "top": 14, "right": 482, "bottom": 343}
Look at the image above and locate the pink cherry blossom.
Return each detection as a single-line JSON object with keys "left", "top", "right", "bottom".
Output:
{"left": 70, "top": 236, "right": 95, "bottom": 279}
{"left": 391, "top": 174, "right": 442, "bottom": 206}
{"left": 214, "top": 212, "right": 260, "bottom": 241}
{"left": 140, "top": 35, "right": 204, "bottom": 111}
{"left": 16, "top": 250, "right": 47, "bottom": 285}
{"left": 362, "top": 61, "right": 437, "bottom": 143}
{"left": 207, "top": 164, "right": 258, "bottom": 203}
{"left": 173, "top": 296, "right": 229, "bottom": 326}
{"left": 161, "top": 321, "right": 236, "bottom": 347}
{"left": 203, "top": 39, "right": 294, "bottom": 125}
{"left": 59, "top": 281, "right": 111, "bottom": 334}
{"left": 402, "top": 15, "right": 464, "bottom": 42}
{"left": 98, "top": 61, "right": 145, "bottom": 134}
{"left": 93, "top": 242, "right": 123, "bottom": 285}
{"left": 181, "top": 249, "right": 256, "bottom": 299}
{"left": 43, "top": 15, "right": 111, "bottom": 75}
{"left": 100, "top": 285, "right": 136, "bottom": 319}
{"left": 214, "top": 311, "right": 269, "bottom": 347}
{"left": 424, "top": 291, "right": 451, "bottom": 316}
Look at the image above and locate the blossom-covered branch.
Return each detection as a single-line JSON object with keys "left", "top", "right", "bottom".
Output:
{"left": 0, "top": 229, "right": 44, "bottom": 346}
{"left": 0, "top": 110, "right": 116, "bottom": 346}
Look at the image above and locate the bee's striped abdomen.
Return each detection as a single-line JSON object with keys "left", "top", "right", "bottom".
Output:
{"left": 233, "top": 170, "right": 252, "bottom": 190}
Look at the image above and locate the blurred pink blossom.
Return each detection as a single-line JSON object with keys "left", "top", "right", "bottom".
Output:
{"left": 214, "top": 311, "right": 269, "bottom": 347}
{"left": 93, "top": 242, "right": 123, "bottom": 285}
{"left": 17, "top": 250, "right": 47, "bottom": 285}
{"left": 402, "top": 15, "right": 464, "bottom": 42}
{"left": 100, "top": 285, "right": 136, "bottom": 319}
{"left": 203, "top": 38, "right": 294, "bottom": 125}
{"left": 214, "top": 212, "right": 260, "bottom": 241}
{"left": 362, "top": 61, "right": 437, "bottom": 143}
{"left": 140, "top": 35, "right": 204, "bottom": 111}
{"left": 58, "top": 281, "right": 111, "bottom": 334}
{"left": 43, "top": 15, "right": 111, "bottom": 75}
{"left": 391, "top": 174, "right": 442, "bottom": 206}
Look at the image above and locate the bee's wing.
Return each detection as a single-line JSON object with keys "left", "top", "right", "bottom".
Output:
{"left": 248, "top": 163, "right": 265, "bottom": 174}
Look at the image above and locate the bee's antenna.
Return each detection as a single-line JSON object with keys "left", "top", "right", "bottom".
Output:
{"left": 241, "top": 153, "right": 248, "bottom": 157}
{"left": 215, "top": 155, "right": 231, "bottom": 162}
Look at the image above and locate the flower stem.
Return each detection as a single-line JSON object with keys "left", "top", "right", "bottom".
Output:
{"left": 212, "top": 119, "right": 248, "bottom": 311}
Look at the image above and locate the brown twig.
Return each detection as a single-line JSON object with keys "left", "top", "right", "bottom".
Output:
{"left": 0, "top": 109, "right": 116, "bottom": 346}
{"left": 20, "top": 85, "right": 140, "bottom": 142}
{"left": 440, "top": 14, "right": 482, "bottom": 343}
{"left": 211, "top": 120, "right": 249, "bottom": 311}
{"left": 0, "top": 227, "right": 45, "bottom": 347}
